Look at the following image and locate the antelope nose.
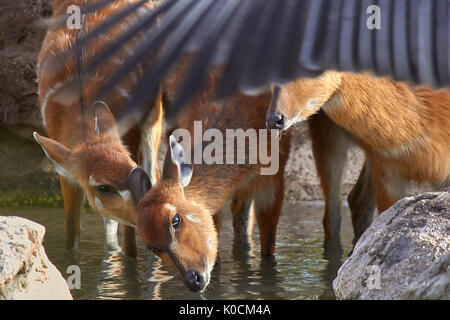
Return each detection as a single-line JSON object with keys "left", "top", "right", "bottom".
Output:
{"left": 266, "top": 113, "right": 286, "bottom": 130}
{"left": 185, "top": 269, "right": 206, "bottom": 292}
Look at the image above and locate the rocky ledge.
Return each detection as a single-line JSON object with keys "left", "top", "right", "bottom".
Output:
{"left": 0, "top": 216, "right": 72, "bottom": 300}
{"left": 333, "top": 188, "right": 449, "bottom": 300}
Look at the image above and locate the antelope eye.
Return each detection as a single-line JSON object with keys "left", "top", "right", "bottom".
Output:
{"left": 172, "top": 213, "right": 181, "bottom": 229}
{"left": 96, "top": 184, "right": 116, "bottom": 196}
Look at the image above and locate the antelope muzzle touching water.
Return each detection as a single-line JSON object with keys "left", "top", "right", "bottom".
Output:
{"left": 128, "top": 61, "right": 291, "bottom": 291}
{"left": 266, "top": 72, "right": 450, "bottom": 242}
{"left": 128, "top": 163, "right": 216, "bottom": 292}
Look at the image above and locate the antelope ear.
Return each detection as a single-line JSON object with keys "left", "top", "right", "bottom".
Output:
{"left": 168, "top": 135, "right": 192, "bottom": 188}
{"left": 128, "top": 168, "right": 152, "bottom": 206}
{"left": 92, "top": 101, "right": 119, "bottom": 138}
{"left": 33, "top": 132, "right": 73, "bottom": 179}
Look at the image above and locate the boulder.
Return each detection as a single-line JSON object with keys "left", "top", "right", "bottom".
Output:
{"left": 402, "top": 251, "right": 450, "bottom": 300}
{"left": 333, "top": 188, "right": 450, "bottom": 300}
{"left": 0, "top": 216, "right": 72, "bottom": 300}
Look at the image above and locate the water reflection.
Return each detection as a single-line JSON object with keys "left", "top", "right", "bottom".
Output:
{"left": 146, "top": 259, "right": 175, "bottom": 300}
{"left": 0, "top": 200, "right": 354, "bottom": 300}
{"left": 94, "top": 253, "right": 141, "bottom": 299}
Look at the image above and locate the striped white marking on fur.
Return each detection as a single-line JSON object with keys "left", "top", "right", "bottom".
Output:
{"left": 89, "top": 175, "right": 97, "bottom": 186}
{"left": 40, "top": 38, "right": 56, "bottom": 60}
{"left": 163, "top": 203, "right": 176, "bottom": 212}
{"left": 94, "top": 70, "right": 105, "bottom": 81}
{"left": 95, "top": 197, "right": 104, "bottom": 209}
{"left": 41, "top": 81, "right": 66, "bottom": 127}
{"left": 123, "top": 45, "right": 134, "bottom": 55}
{"left": 99, "top": 33, "right": 112, "bottom": 41}
{"left": 118, "top": 190, "right": 132, "bottom": 201}
{"left": 117, "top": 87, "right": 131, "bottom": 101}
{"left": 137, "top": 7, "right": 149, "bottom": 16}
{"left": 112, "top": 57, "right": 125, "bottom": 65}
{"left": 186, "top": 214, "right": 200, "bottom": 223}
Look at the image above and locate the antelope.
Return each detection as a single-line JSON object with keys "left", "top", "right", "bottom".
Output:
{"left": 266, "top": 72, "right": 450, "bottom": 242}
{"left": 34, "top": 0, "right": 163, "bottom": 256}
{"left": 127, "top": 58, "right": 292, "bottom": 291}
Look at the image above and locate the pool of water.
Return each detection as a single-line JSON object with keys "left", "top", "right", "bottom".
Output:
{"left": 0, "top": 201, "right": 354, "bottom": 300}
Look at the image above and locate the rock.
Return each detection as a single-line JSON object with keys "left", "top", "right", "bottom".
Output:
{"left": 402, "top": 251, "right": 450, "bottom": 300}
{"left": 0, "top": 0, "right": 51, "bottom": 135}
{"left": 0, "top": 127, "right": 46, "bottom": 178}
{"left": 0, "top": 0, "right": 62, "bottom": 206}
{"left": 333, "top": 188, "right": 450, "bottom": 300}
{"left": 0, "top": 216, "right": 72, "bottom": 300}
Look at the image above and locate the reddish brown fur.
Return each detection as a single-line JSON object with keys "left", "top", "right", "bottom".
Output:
{"left": 135, "top": 58, "right": 291, "bottom": 290}
{"left": 36, "top": 0, "right": 163, "bottom": 254}
{"left": 271, "top": 71, "right": 450, "bottom": 214}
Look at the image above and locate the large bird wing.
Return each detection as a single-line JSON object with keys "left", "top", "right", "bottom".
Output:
{"left": 71, "top": 0, "right": 449, "bottom": 120}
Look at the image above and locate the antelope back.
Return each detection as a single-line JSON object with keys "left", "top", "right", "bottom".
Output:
{"left": 35, "top": 0, "right": 159, "bottom": 225}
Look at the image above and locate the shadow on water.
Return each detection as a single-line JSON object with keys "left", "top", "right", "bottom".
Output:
{"left": 319, "top": 239, "right": 345, "bottom": 299}
{"left": 0, "top": 200, "right": 354, "bottom": 300}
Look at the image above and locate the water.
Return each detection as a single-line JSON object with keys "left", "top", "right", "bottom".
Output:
{"left": 0, "top": 201, "right": 354, "bottom": 300}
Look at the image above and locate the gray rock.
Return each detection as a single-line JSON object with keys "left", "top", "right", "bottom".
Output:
{"left": 0, "top": 216, "right": 72, "bottom": 300}
{"left": 402, "top": 251, "right": 450, "bottom": 300}
{"left": 333, "top": 188, "right": 450, "bottom": 300}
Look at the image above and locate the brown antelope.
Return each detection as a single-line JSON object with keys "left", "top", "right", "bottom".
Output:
{"left": 266, "top": 72, "right": 450, "bottom": 241}
{"left": 127, "top": 58, "right": 292, "bottom": 291}
{"left": 34, "top": 0, "right": 163, "bottom": 256}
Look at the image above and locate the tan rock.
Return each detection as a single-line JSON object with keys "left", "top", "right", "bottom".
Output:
{"left": 0, "top": 216, "right": 72, "bottom": 300}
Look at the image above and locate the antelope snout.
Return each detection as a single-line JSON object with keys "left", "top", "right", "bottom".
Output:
{"left": 266, "top": 112, "right": 286, "bottom": 130}
{"left": 184, "top": 269, "right": 208, "bottom": 292}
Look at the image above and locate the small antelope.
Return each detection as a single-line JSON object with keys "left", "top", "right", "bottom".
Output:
{"left": 34, "top": 0, "right": 163, "bottom": 255}
{"left": 267, "top": 72, "right": 450, "bottom": 240}
{"left": 127, "top": 62, "right": 292, "bottom": 291}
